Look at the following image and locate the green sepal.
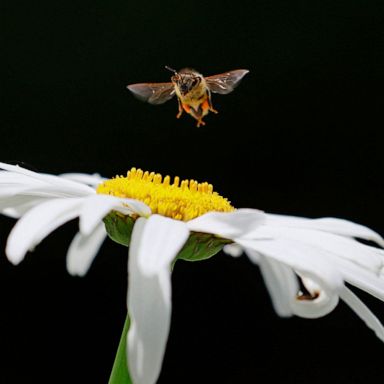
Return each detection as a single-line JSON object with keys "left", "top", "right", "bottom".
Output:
{"left": 104, "top": 212, "right": 135, "bottom": 247}
{"left": 103, "top": 212, "right": 232, "bottom": 262}
{"left": 175, "top": 231, "right": 231, "bottom": 262}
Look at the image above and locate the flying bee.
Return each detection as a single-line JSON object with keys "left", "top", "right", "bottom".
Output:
{"left": 127, "top": 67, "right": 249, "bottom": 127}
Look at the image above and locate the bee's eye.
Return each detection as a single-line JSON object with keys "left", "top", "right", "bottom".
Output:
{"left": 192, "top": 78, "right": 199, "bottom": 86}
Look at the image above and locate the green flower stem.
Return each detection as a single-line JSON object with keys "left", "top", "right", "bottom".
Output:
{"left": 108, "top": 314, "right": 132, "bottom": 384}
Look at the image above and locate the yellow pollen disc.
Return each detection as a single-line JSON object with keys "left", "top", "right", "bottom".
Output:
{"left": 96, "top": 167, "right": 235, "bottom": 221}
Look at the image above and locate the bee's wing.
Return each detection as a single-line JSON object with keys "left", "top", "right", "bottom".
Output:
{"left": 127, "top": 82, "right": 176, "bottom": 105}
{"left": 205, "top": 69, "right": 249, "bottom": 94}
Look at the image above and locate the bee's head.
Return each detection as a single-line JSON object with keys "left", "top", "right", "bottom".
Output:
{"left": 167, "top": 67, "right": 202, "bottom": 96}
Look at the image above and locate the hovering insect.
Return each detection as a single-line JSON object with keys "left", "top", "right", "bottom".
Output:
{"left": 127, "top": 67, "right": 249, "bottom": 127}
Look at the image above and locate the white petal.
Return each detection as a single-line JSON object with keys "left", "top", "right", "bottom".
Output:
{"left": 290, "top": 277, "right": 339, "bottom": 318}
{"left": 0, "top": 195, "right": 50, "bottom": 217}
{"left": 257, "top": 253, "right": 298, "bottom": 317}
{"left": 0, "top": 171, "right": 88, "bottom": 197}
{"left": 328, "top": 256, "right": 384, "bottom": 302}
{"left": 132, "top": 215, "right": 189, "bottom": 276}
{"left": 339, "top": 286, "right": 384, "bottom": 341}
{"left": 66, "top": 222, "right": 107, "bottom": 276}
{"left": 117, "top": 198, "right": 152, "bottom": 218}
{"left": 265, "top": 214, "right": 384, "bottom": 246}
{"left": 79, "top": 195, "right": 151, "bottom": 236}
{"left": 60, "top": 172, "right": 106, "bottom": 187}
{"left": 6, "top": 198, "right": 84, "bottom": 264}
{"left": 187, "top": 209, "right": 265, "bottom": 239}
{"left": 27, "top": 184, "right": 95, "bottom": 197}
{"left": 246, "top": 245, "right": 340, "bottom": 319}
{"left": 0, "top": 171, "right": 47, "bottom": 197}
{"left": 0, "top": 162, "right": 95, "bottom": 196}
{"left": 0, "top": 171, "right": 46, "bottom": 190}
{"left": 245, "top": 244, "right": 339, "bottom": 319}
{"left": 127, "top": 215, "right": 189, "bottom": 384}
{"left": 5, "top": 185, "right": 93, "bottom": 199}
{"left": 2, "top": 207, "right": 27, "bottom": 219}
{"left": 238, "top": 238, "right": 344, "bottom": 292}
{"left": 0, "top": 162, "right": 46, "bottom": 176}
{"left": 254, "top": 226, "right": 384, "bottom": 274}
{"left": 223, "top": 243, "right": 244, "bottom": 257}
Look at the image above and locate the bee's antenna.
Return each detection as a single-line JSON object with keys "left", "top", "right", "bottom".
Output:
{"left": 165, "top": 65, "right": 177, "bottom": 74}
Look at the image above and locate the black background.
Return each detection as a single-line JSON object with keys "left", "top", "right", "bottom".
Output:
{"left": 1, "top": 0, "right": 384, "bottom": 382}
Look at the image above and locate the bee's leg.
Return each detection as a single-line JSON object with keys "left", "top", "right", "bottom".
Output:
{"left": 196, "top": 119, "right": 206, "bottom": 128}
{"left": 176, "top": 98, "right": 183, "bottom": 119}
{"left": 187, "top": 107, "right": 204, "bottom": 127}
{"left": 207, "top": 92, "right": 218, "bottom": 114}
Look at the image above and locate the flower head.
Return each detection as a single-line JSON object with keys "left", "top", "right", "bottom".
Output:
{"left": 2, "top": 161, "right": 384, "bottom": 384}
{"left": 96, "top": 167, "right": 234, "bottom": 221}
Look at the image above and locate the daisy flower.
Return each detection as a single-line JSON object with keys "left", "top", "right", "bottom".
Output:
{"left": 1, "top": 161, "right": 384, "bottom": 384}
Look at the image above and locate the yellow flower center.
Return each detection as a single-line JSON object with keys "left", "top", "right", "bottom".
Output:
{"left": 96, "top": 167, "right": 235, "bottom": 221}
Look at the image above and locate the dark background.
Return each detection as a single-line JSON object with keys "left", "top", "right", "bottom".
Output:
{"left": 1, "top": 0, "right": 384, "bottom": 382}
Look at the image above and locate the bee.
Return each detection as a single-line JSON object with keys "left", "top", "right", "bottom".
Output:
{"left": 127, "top": 67, "right": 249, "bottom": 127}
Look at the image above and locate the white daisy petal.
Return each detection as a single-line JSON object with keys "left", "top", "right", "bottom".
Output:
{"left": 254, "top": 226, "right": 384, "bottom": 274}
{"left": 0, "top": 195, "right": 49, "bottom": 215}
{"left": 0, "top": 162, "right": 53, "bottom": 180}
{"left": 0, "top": 183, "right": 93, "bottom": 202}
{"left": 238, "top": 238, "right": 344, "bottom": 292}
{"left": 6, "top": 198, "right": 84, "bottom": 264}
{"left": 329, "top": 256, "right": 384, "bottom": 302}
{"left": 0, "top": 162, "right": 95, "bottom": 195}
{"left": 245, "top": 247, "right": 339, "bottom": 319}
{"left": 2, "top": 207, "right": 30, "bottom": 219}
{"left": 133, "top": 215, "right": 189, "bottom": 276}
{"left": 266, "top": 214, "right": 384, "bottom": 246}
{"left": 339, "top": 286, "right": 384, "bottom": 341}
{"left": 14, "top": 185, "right": 94, "bottom": 199}
{"left": 0, "top": 170, "right": 33, "bottom": 180}
{"left": 291, "top": 292, "right": 339, "bottom": 319}
{"left": 2, "top": 197, "right": 61, "bottom": 218}
{"left": 79, "top": 195, "right": 151, "bottom": 236}
{"left": 0, "top": 187, "right": 31, "bottom": 197}
{"left": 127, "top": 215, "right": 189, "bottom": 384}
{"left": 60, "top": 172, "right": 106, "bottom": 187}
{"left": 66, "top": 221, "right": 107, "bottom": 276}
{"left": 223, "top": 243, "right": 244, "bottom": 257}
{"left": 290, "top": 277, "right": 339, "bottom": 318}
{"left": 32, "top": 184, "right": 96, "bottom": 197}
{"left": 43, "top": 177, "right": 95, "bottom": 195}
{"left": 0, "top": 162, "right": 46, "bottom": 175}
{"left": 187, "top": 209, "right": 265, "bottom": 239}
{"left": 0, "top": 171, "right": 47, "bottom": 189}
{"left": 257, "top": 253, "right": 298, "bottom": 317}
